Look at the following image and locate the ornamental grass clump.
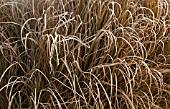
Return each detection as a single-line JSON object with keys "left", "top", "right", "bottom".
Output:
{"left": 0, "top": 0, "right": 170, "bottom": 109}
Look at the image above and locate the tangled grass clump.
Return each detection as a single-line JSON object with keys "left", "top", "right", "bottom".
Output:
{"left": 0, "top": 0, "right": 170, "bottom": 108}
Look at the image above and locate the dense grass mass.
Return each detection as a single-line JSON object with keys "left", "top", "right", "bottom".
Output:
{"left": 0, "top": 0, "right": 170, "bottom": 108}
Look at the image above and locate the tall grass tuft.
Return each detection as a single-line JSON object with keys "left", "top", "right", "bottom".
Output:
{"left": 0, "top": 0, "right": 170, "bottom": 108}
